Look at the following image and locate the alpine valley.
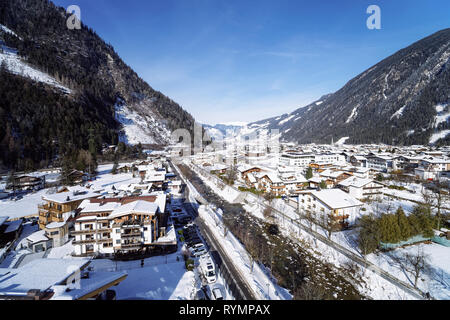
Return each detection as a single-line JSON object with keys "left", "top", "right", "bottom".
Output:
{"left": 206, "top": 29, "right": 450, "bottom": 147}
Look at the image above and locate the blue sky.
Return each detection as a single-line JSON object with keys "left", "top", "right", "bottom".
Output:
{"left": 53, "top": 0, "right": 450, "bottom": 125}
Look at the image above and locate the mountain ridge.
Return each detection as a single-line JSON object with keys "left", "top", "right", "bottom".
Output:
{"left": 237, "top": 28, "right": 450, "bottom": 146}
{"left": 0, "top": 0, "right": 196, "bottom": 170}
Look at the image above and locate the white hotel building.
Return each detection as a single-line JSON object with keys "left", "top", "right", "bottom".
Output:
{"left": 72, "top": 195, "right": 176, "bottom": 257}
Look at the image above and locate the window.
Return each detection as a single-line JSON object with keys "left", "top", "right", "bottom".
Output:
{"left": 49, "top": 231, "right": 59, "bottom": 236}
{"left": 116, "top": 240, "right": 121, "bottom": 244}
{"left": 116, "top": 229, "right": 120, "bottom": 234}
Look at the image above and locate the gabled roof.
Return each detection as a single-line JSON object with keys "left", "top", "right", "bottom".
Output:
{"left": 300, "top": 189, "right": 363, "bottom": 209}
{"left": 109, "top": 200, "right": 159, "bottom": 219}
{"left": 338, "top": 176, "right": 376, "bottom": 188}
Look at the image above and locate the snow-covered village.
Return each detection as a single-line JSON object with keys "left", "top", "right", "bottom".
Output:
{"left": 0, "top": 0, "right": 450, "bottom": 308}
{"left": 0, "top": 137, "right": 449, "bottom": 301}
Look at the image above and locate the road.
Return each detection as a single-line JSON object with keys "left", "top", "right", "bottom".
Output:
{"left": 170, "top": 160, "right": 257, "bottom": 300}
{"left": 188, "top": 161, "right": 429, "bottom": 300}
{"left": 183, "top": 201, "right": 256, "bottom": 300}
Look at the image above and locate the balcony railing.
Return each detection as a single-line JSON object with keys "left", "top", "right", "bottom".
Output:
{"left": 332, "top": 214, "right": 350, "bottom": 221}
{"left": 73, "top": 239, "right": 96, "bottom": 245}
{"left": 97, "top": 238, "right": 113, "bottom": 244}
{"left": 71, "top": 229, "right": 95, "bottom": 235}
{"left": 121, "top": 243, "right": 142, "bottom": 250}
{"left": 122, "top": 232, "right": 141, "bottom": 238}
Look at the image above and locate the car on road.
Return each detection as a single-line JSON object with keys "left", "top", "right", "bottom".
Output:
{"left": 191, "top": 247, "right": 207, "bottom": 258}
{"left": 199, "top": 254, "right": 216, "bottom": 284}
{"left": 211, "top": 286, "right": 224, "bottom": 300}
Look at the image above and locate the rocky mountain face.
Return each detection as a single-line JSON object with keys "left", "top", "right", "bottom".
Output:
{"left": 240, "top": 29, "right": 450, "bottom": 146}
{"left": 0, "top": 0, "right": 196, "bottom": 170}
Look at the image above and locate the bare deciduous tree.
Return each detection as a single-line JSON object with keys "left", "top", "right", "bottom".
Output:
{"left": 397, "top": 248, "right": 430, "bottom": 289}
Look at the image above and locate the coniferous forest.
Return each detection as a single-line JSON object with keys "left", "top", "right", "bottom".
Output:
{"left": 0, "top": 0, "right": 197, "bottom": 172}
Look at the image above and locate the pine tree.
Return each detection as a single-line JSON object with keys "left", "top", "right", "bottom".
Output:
{"left": 306, "top": 167, "right": 313, "bottom": 180}
{"left": 396, "top": 207, "right": 412, "bottom": 241}
{"left": 379, "top": 214, "right": 401, "bottom": 244}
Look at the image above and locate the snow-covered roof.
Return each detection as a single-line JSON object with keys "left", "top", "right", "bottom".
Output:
{"left": 51, "top": 270, "right": 127, "bottom": 300}
{"left": 46, "top": 221, "right": 67, "bottom": 229}
{"left": 4, "top": 219, "right": 23, "bottom": 233}
{"left": 319, "top": 169, "right": 343, "bottom": 179}
{"left": 237, "top": 164, "right": 261, "bottom": 173}
{"left": 42, "top": 189, "right": 101, "bottom": 204}
{"left": 155, "top": 224, "right": 177, "bottom": 244}
{"left": 300, "top": 189, "right": 363, "bottom": 209}
{"left": 145, "top": 171, "right": 166, "bottom": 182}
{"left": 109, "top": 200, "right": 159, "bottom": 219}
{"left": 247, "top": 173, "right": 257, "bottom": 183}
{"left": 263, "top": 172, "right": 283, "bottom": 184}
{"left": 0, "top": 258, "right": 90, "bottom": 295}
{"left": 209, "top": 164, "right": 228, "bottom": 171}
{"left": 338, "top": 176, "right": 374, "bottom": 188}
{"left": 26, "top": 230, "right": 49, "bottom": 243}
{"left": 79, "top": 201, "right": 122, "bottom": 214}
{"left": 0, "top": 216, "right": 9, "bottom": 227}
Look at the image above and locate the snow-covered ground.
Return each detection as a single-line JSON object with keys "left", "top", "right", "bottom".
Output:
{"left": 0, "top": 44, "right": 71, "bottom": 93}
{"left": 0, "top": 188, "right": 49, "bottom": 220}
{"left": 0, "top": 164, "right": 140, "bottom": 221}
{"left": 429, "top": 129, "right": 450, "bottom": 144}
{"left": 198, "top": 205, "right": 292, "bottom": 300}
{"left": 188, "top": 160, "right": 450, "bottom": 300}
{"left": 115, "top": 98, "right": 171, "bottom": 145}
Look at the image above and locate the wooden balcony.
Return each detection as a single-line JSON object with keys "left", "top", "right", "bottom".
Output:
{"left": 71, "top": 229, "right": 95, "bottom": 235}
{"left": 332, "top": 214, "right": 350, "bottom": 221}
{"left": 73, "top": 239, "right": 96, "bottom": 245}
{"left": 97, "top": 238, "right": 113, "bottom": 244}
{"left": 122, "top": 232, "right": 141, "bottom": 238}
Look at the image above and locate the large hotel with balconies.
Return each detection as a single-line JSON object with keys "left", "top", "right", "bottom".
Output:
{"left": 71, "top": 195, "right": 176, "bottom": 257}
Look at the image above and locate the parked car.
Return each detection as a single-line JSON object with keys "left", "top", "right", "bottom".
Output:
{"left": 187, "top": 238, "right": 202, "bottom": 246}
{"left": 191, "top": 247, "right": 207, "bottom": 257}
{"left": 211, "top": 287, "right": 224, "bottom": 300}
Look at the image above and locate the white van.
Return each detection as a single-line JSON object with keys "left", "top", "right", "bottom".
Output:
{"left": 199, "top": 254, "right": 216, "bottom": 284}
